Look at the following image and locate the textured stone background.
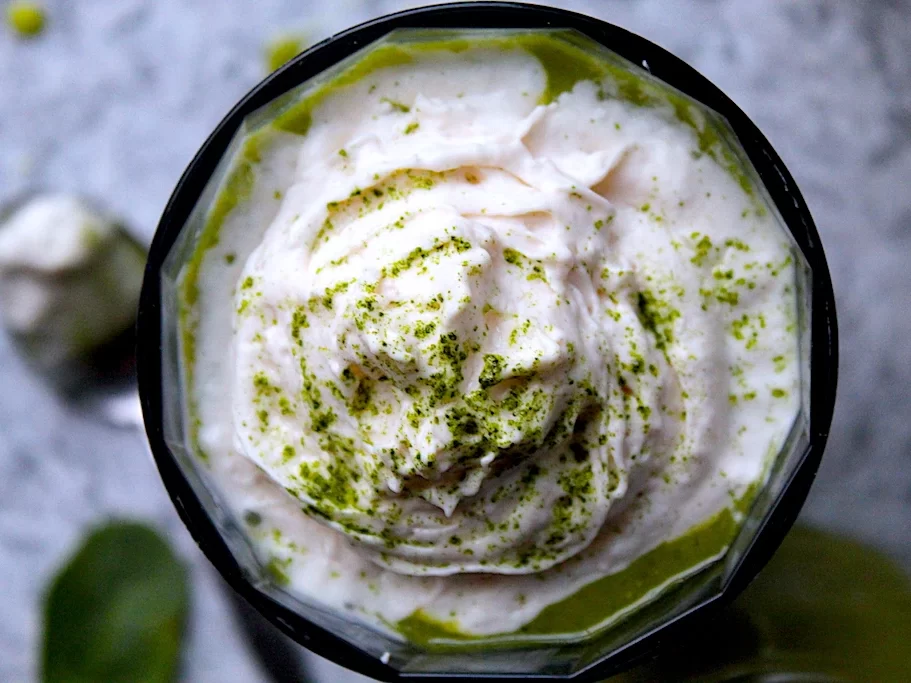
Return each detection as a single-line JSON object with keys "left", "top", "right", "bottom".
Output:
{"left": 1, "top": 1, "right": 909, "bottom": 681}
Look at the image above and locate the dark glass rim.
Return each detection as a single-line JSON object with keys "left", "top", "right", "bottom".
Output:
{"left": 137, "top": 3, "right": 839, "bottom": 681}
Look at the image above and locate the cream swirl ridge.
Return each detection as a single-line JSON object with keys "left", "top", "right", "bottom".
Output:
{"left": 232, "top": 105, "right": 681, "bottom": 576}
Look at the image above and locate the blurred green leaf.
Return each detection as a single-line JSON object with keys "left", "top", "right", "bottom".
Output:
{"left": 41, "top": 521, "right": 189, "bottom": 683}
{"left": 615, "top": 525, "right": 911, "bottom": 682}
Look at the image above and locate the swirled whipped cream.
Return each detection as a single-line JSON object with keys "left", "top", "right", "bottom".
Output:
{"left": 233, "top": 100, "right": 683, "bottom": 576}
{"left": 186, "top": 36, "right": 800, "bottom": 638}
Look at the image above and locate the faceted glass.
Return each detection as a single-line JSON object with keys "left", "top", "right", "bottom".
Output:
{"left": 139, "top": 6, "right": 837, "bottom": 682}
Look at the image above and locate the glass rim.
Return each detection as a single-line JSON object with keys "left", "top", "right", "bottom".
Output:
{"left": 137, "top": 3, "right": 839, "bottom": 681}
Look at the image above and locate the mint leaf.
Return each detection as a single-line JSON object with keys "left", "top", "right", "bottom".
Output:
{"left": 42, "top": 521, "right": 189, "bottom": 683}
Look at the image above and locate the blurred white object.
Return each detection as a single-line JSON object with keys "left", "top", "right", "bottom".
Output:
{"left": 96, "top": 388, "right": 145, "bottom": 430}
{"left": 0, "top": 194, "right": 146, "bottom": 371}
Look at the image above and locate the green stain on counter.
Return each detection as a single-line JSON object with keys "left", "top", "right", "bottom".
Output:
{"left": 7, "top": 1, "right": 45, "bottom": 38}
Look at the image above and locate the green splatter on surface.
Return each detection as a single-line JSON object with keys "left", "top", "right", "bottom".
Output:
{"left": 41, "top": 522, "right": 189, "bottom": 683}
{"left": 7, "top": 1, "right": 45, "bottom": 38}
{"left": 264, "top": 34, "right": 307, "bottom": 72}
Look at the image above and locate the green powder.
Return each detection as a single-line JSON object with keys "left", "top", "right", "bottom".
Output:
{"left": 265, "top": 34, "right": 307, "bottom": 73}
{"left": 397, "top": 505, "right": 740, "bottom": 648}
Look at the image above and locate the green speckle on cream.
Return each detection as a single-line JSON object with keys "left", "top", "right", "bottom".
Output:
{"left": 382, "top": 97, "right": 411, "bottom": 113}
{"left": 517, "top": 33, "right": 607, "bottom": 105}
{"left": 690, "top": 233, "right": 715, "bottom": 267}
{"left": 715, "top": 288, "right": 740, "bottom": 306}
{"left": 264, "top": 556, "right": 291, "bottom": 586}
{"left": 503, "top": 248, "right": 523, "bottom": 266}
{"left": 413, "top": 320, "right": 437, "bottom": 340}
{"left": 635, "top": 290, "right": 680, "bottom": 352}
{"left": 478, "top": 354, "right": 506, "bottom": 389}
